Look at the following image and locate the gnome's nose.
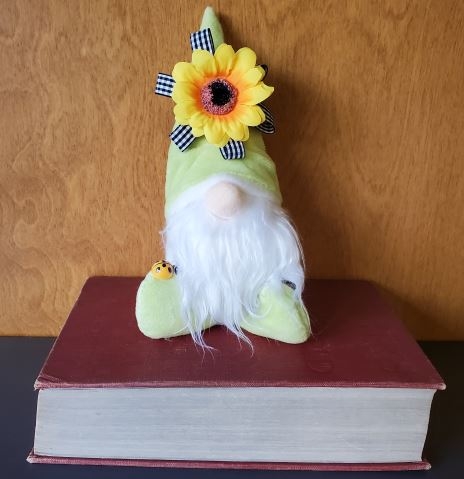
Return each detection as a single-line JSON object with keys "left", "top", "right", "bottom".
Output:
{"left": 205, "top": 182, "right": 246, "bottom": 219}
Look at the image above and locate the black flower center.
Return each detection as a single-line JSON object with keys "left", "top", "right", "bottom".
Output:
{"left": 209, "top": 80, "right": 232, "bottom": 106}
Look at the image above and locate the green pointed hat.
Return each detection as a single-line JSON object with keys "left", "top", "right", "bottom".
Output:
{"left": 161, "top": 7, "right": 282, "bottom": 214}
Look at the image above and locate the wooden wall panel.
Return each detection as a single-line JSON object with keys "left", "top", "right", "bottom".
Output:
{"left": 1, "top": 0, "right": 463, "bottom": 338}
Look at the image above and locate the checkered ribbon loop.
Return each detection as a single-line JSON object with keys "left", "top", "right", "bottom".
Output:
{"left": 170, "top": 125, "right": 196, "bottom": 152}
{"left": 190, "top": 28, "right": 215, "bottom": 54}
{"left": 220, "top": 140, "right": 245, "bottom": 160}
{"left": 256, "top": 103, "right": 275, "bottom": 134}
{"left": 154, "top": 73, "right": 175, "bottom": 97}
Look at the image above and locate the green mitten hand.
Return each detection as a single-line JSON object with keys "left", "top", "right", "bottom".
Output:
{"left": 136, "top": 270, "right": 186, "bottom": 339}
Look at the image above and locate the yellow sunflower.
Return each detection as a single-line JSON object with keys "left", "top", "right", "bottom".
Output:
{"left": 171, "top": 44, "right": 274, "bottom": 148}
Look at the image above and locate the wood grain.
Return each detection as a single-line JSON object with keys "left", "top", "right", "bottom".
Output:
{"left": 1, "top": 0, "right": 463, "bottom": 338}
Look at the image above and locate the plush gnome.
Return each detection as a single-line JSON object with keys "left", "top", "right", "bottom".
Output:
{"left": 136, "top": 7, "right": 310, "bottom": 345}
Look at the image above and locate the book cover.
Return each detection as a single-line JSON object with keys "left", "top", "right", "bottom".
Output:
{"left": 34, "top": 276, "right": 445, "bottom": 390}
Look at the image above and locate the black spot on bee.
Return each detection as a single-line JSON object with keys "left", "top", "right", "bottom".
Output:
{"left": 168, "top": 266, "right": 172, "bottom": 273}
{"left": 156, "top": 267, "right": 161, "bottom": 272}
{"left": 162, "top": 262, "right": 166, "bottom": 267}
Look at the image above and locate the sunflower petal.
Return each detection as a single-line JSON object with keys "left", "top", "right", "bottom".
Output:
{"left": 173, "top": 101, "right": 197, "bottom": 122}
{"left": 242, "top": 124, "right": 250, "bottom": 141}
{"left": 204, "top": 118, "right": 229, "bottom": 147}
{"left": 191, "top": 126, "right": 204, "bottom": 137}
{"left": 172, "top": 62, "right": 203, "bottom": 85}
{"left": 172, "top": 82, "right": 198, "bottom": 103}
{"left": 233, "top": 47, "right": 257, "bottom": 75}
{"left": 234, "top": 104, "right": 265, "bottom": 126}
{"left": 224, "top": 119, "right": 245, "bottom": 141}
{"left": 224, "top": 120, "right": 250, "bottom": 142}
{"left": 189, "top": 111, "right": 208, "bottom": 128}
{"left": 215, "top": 44, "right": 235, "bottom": 76}
{"left": 191, "top": 50, "right": 216, "bottom": 77}
{"left": 239, "top": 83, "right": 274, "bottom": 105}
{"left": 235, "top": 66, "right": 266, "bottom": 89}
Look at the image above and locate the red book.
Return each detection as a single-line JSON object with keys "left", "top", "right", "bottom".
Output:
{"left": 29, "top": 277, "right": 444, "bottom": 470}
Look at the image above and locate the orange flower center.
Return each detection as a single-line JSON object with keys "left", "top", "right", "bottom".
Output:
{"left": 200, "top": 78, "right": 238, "bottom": 115}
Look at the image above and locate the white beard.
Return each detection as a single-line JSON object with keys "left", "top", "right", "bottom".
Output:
{"left": 163, "top": 175, "right": 306, "bottom": 345}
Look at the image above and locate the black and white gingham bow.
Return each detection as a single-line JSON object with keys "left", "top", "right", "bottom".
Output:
{"left": 154, "top": 28, "right": 275, "bottom": 160}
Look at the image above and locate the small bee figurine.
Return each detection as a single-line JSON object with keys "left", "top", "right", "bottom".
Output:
{"left": 150, "top": 260, "right": 176, "bottom": 280}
